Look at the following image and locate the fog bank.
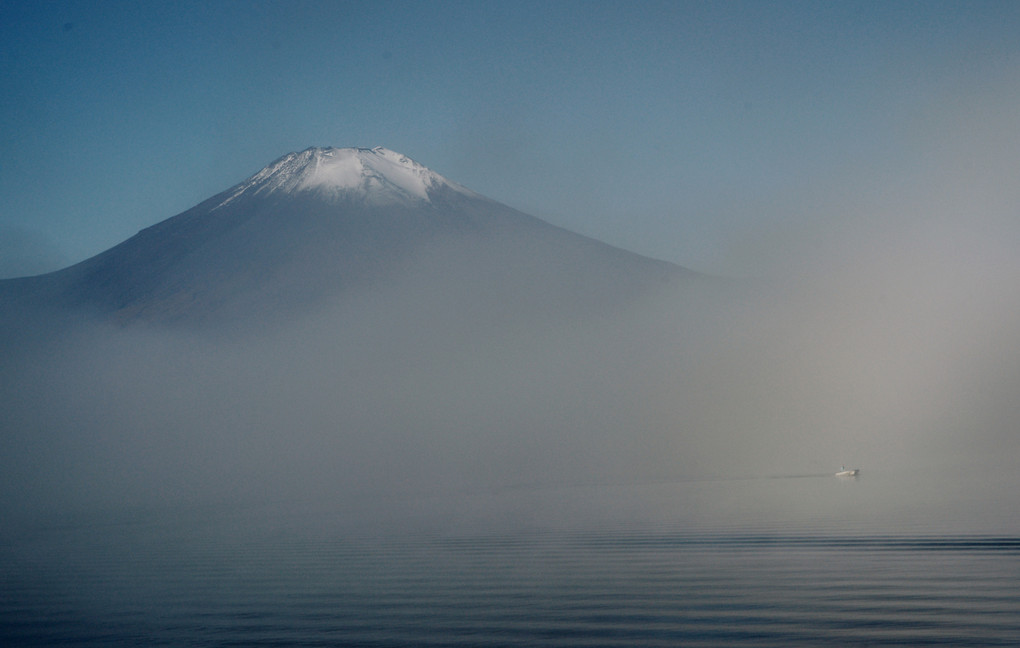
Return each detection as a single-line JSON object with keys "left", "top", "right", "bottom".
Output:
{"left": 4, "top": 227, "right": 1020, "bottom": 533}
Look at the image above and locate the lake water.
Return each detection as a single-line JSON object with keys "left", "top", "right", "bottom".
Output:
{"left": 3, "top": 469, "right": 1019, "bottom": 647}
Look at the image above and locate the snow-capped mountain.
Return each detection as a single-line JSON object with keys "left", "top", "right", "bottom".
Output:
{"left": 0, "top": 150, "right": 706, "bottom": 521}
{"left": 217, "top": 147, "right": 478, "bottom": 208}
{"left": 1, "top": 147, "right": 690, "bottom": 327}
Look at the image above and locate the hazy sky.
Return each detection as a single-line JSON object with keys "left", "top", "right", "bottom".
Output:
{"left": 2, "top": 0, "right": 1020, "bottom": 278}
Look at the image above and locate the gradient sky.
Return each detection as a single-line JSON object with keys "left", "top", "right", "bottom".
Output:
{"left": 2, "top": 0, "right": 1020, "bottom": 278}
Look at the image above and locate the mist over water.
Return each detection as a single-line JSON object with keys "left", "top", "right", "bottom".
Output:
{"left": 3, "top": 218, "right": 1020, "bottom": 536}
{"left": 5, "top": 145, "right": 1020, "bottom": 646}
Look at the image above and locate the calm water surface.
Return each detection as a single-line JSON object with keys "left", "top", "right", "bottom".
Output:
{"left": 3, "top": 470, "right": 1019, "bottom": 646}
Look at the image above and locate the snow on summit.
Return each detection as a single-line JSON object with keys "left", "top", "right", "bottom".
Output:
{"left": 218, "top": 147, "right": 473, "bottom": 207}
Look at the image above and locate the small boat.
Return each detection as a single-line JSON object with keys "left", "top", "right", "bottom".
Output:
{"left": 835, "top": 465, "right": 860, "bottom": 478}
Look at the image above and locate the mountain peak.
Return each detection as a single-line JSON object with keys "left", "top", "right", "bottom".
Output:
{"left": 1, "top": 145, "right": 690, "bottom": 328}
{"left": 217, "top": 146, "right": 474, "bottom": 208}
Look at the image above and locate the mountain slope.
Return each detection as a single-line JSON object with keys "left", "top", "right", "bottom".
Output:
{"left": 0, "top": 149, "right": 717, "bottom": 519}
{"left": 1, "top": 147, "right": 691, "bottom": 327}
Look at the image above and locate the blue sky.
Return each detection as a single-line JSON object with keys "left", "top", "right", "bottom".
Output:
{"left": 3, "top": 0, "right": 1020, "bottom": 278}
